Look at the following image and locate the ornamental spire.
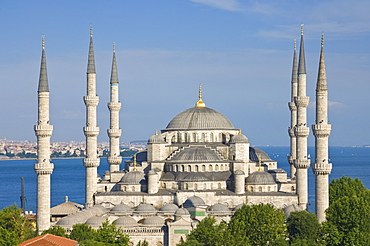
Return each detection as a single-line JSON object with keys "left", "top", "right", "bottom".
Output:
{"left": 195, "top": 84, "right": 206, "bottom": 107}
{"left": 292, "top": 39, "right": 298, "bottom": 85}
{"left": 317, "top": 33, "right": 327, "bottom": 91}
{"left": 38, "top": 35, "right": 49, "bottom": 92}
{"left": 298, "top": 24, "right": 306, "bottom": 74}
{"left": 110, "top": 42, "right": 119, "bottom": 84}
{"left": 87, "top": 25, "right": 96, "bottom": 74}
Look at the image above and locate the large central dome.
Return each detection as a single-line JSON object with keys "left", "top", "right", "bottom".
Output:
{"left": 164, "top": 106, "right": 235, "bottom": 131}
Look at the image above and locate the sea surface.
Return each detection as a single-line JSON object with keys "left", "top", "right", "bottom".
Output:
{"left": 0, "top": 146, "right": 369, "bottom": 213}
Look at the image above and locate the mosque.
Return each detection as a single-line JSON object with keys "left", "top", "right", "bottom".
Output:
{"left": 34, "top": 25, "right": 332, "bottom": 245}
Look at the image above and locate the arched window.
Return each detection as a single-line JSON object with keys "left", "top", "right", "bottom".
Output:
{"left": 185, "top": 183, "right": 188, "bottom": 190}
{"left": 175, "top": 165, "right": 178, "bottom": 172}
{"left": 193, "top": 133, "right": 197, "bottom": 142}
{"left": 132, "top": 186, "right": 135, "bottom": 192}
{"left": 209, "top": 164, "right": 213, "bottom": 171}
{"left": 215, "top": 164, "right": 219, "bottom": 171}
{"left": 258, "top": 186, "right": 262, "bottom": 192}
{"left": 163, "top": 183, "right": 166, "bottom": 189}
{"left": 210, "top": 183, "right": 213, "bottom": 190}
{"left": 195, "top": 165, "right": 199, "bottom": 172}
{"left": 204, "top": 183, "right": 207, "bottom": 190}
{"left": 181, "top": 165, "right": 185, "bottom": 172}
{"left": 184, "top": 133, "right": 188, "bottom": 142}
{"left": 218, "top": 183, "right": 221, "bottom": 189}
{"left": 210, "top": 133, "right": 214, "bottom": 142}
{"left": 202, "top": 165, "right": 206, "bottom": 171}
{"left": 250, "top": 186, "right": 253, "bottom": 192}
{"left": 291, "top": 186, "right": 295, "bottom": 192}
{"left": 268, "top": 186, "right": 271, "bottom": 192}
{"left": 188, "top": 165, "right": 192, "bottom": 172}
{"left": 124, "top": 186, "right": 127, "bottom": 191}
{"left": 194, "top": 183, "right": 198, "bottom": 190}
{"left": 201, "top": 133, "right": 206, "bottom": 142}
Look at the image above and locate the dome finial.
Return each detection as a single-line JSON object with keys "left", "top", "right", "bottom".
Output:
{"left": 133, "top": 153, "right": 137, "bottom": 171}
{"left": 155, "top": 129, "right": 158, "bottom": 135}
{"left": 195, "top": 84, "right": 206, "bottom": 107}
{"left": 238, "top": 129, "right": 242, "bottom": 134}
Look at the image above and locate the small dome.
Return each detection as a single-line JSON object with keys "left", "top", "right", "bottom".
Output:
{"left": 183, "top": 196, "right": 206, "bottom": 208}
{"left": 148, "top": 134, "right": 165, "bottom": 143}
{"left": 175, "top": 208, "right": 190, "bottom": 216}
{"left": 164, "top": 106, "right": 236, "bottom": 131}
{"left": 135, "top": 204, "right": 156, "bottom": 213}
{"left": 208, "top": 203, "right": 229, "bottom": 213}
{"left": 56, "top": 215, "right": 84, "bottom": 226}
{"left": 85, "top": 216, "right": 106, "bottom": 227}
{"left": 249, "top": 147, "right": 273, "bottom": 162}
{"left": 114, "top": 216, "right": 138, "bottom": 227}
{"left": 110, "top": 204, "right": 132, "bottom": 214}
{"left": 246, "top": 171, "right": 276, "bottom": 185}
{"left": 230, "top": 134, "right": 249, "bottom": 143}
{"left": 234, "top": 170, "right": 245, "bottom": 175}
{"left": 142, "top": 216, "right": 164, "bottom": 227}
{"left": 159, "top": 204, "right": 179, "bottom": 213}
{"left": 233, "top": 204, "right": 246, "bottom": 211}
{"left": 120, "top": 171, "right": 145, "bottom": 184}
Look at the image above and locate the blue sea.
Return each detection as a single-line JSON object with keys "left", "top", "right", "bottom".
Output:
{"left": 0, "top": 146, "right": 369, "bottom": 213}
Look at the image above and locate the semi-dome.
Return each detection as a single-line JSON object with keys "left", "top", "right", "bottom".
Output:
{"left": 249, "top": 147, "right": 274, "bottom": 162}
{"left": 120, "top": 171, "right": 145, "bottom": 184}
{"left": 169, "top": 145, "right": 224, "bottom": 162}
{"left": 110, "top": 204, "right": 132, "bottom": 214}
{"left": 142, "top": 216, "right": 164, "bottom": 227}
{"left": 135, "top": 203, "right": 156, "bottom": 213}
{"left": 164, "top": 106, "right": 235, "bottom": 131}
{"left": 114, "top": 216, "right": 138, "bottom": 227}
{"left": 183, "top": 172, "right": 208, "bottom": 182}
{"left": 159, "top": 203, "right": 179, "bottom": 213}
{"left": 208, "top": 203, "right": 229, "bottom": 213}
{"left": 234, "top": 170, "right": 245, "bottom": 175}
{"left": 246, "top": 171, "right": 276, "bottom": 185}
{"left": 183, "top": 196, "right": 206, "bottom": 208}
{"left": 230, "top": 133, "right": 249, "bottom": 143}
{"left": 148, "top": 134, "right": 165, "bottom": 143}
{"left": 175, "top": 208, "right": 190, "bottom": 216}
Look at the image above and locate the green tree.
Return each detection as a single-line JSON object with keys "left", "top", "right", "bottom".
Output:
{"left": 0, "top": 226, "right": 20, "bottom": 246}
{"left": 95, "top": 220, "right": 130, "bottom": 245}
{"left": 69, "top": 223, "right": 96, "bottom": 242}
{"left": 42, "top": 225, "right": 67, "bottom": 237}
{"left": 180, "top": 216, "right": 227, "bottom": 246}
{"left": 323, "top": 176, "right": 370, "bottom": 246}
{"left": 227, "top": 204, "right": 287, "bottom": 246}
{"left": 286, "top": 211, "right": 322, "bottom": 245}
{"left": 0, "top": 205, "right": 36, "bottom": 244}
{"left": 136, "top": 240, "right": 149, "bottom": 246}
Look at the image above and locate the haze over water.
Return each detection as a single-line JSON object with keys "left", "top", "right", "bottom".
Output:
{"left": 0, "top": 146, "right": 369, "bottom": 213}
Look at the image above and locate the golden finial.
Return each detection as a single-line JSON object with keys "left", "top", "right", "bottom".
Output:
{"left": 133, "top": 153, "right": 137, "bottom": 171}
{"left": 257, "top": 154, "right": 262, "bottom": 171}
{"left": 321, "top": 32, "right": 324, "bottom": 47}
{"left": 155, "top": 129, "right": 158, "bottom": 135}
{"left": 90, "top": 24, "right": 93, "bottom": 36}
{"left": 301, "top": 24, "right": 304, "bottom": 35}
{"left": 42, "top": 35, "right": 45, "bottom": 49}
{"left": 113, "top": 42, "right": 116, "bottom": 53}
{"left": 294, "top": 39, "right": 296, "bottom": 50}
{"left": 195, "top": 84, "right": 206, "bottom": 107}
{"left": 238, "top": 129, "right": 242, "bottom": 134}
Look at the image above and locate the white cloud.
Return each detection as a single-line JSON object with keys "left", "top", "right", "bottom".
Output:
{"left": 189, "top": 0, "right": 243, "bottom": 12}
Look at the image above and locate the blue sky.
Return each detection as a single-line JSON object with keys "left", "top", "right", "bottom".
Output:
{"left": 0, "top": 0, "right": 369, "bottom": 146}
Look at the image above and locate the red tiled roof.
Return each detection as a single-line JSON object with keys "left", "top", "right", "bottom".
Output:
{"left": 18, "top": 234, "right": 78, "bottom": 246}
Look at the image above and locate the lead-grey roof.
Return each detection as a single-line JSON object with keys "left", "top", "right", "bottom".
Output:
{"left": 230, "top": 134, "right": 249, "bottom": 143}
{"left": 142, "top": 216, "right": 164, "bottom": 227}
{"left": 38, "top": 47, "right": 49, "bottom": 92}
{"left": 159, "top": 203, "right": 179, "bottom": 213}
{"left": 148, "top": 134, "right": 166, "bottom": 143}
{"left": 208, "top": 203, "right": 229, "bottom": 213}
{"left": 246, "top": 171, "right": 276, "bottom": 185}
{"left": 164, "top": 106, "right": 235, "bottom": 131}
{"left": 110, "top": 48, "right": 119, "bottom": 84}
{"left": 249, "top": 147, "right": 274, "bottom": 162}
{"left": 114, "top": 216, "right": 138, "bottom": 227}
{"left": 85, "top": 216, "right": 106, "bottom": 227}
{"left": 183, "top": 196, "right": 206, "bottom": 208}
{"left": 120, "top": 171, "right": 145, "bottom": 184}
{"left": 167, "top": 145, "right": 225, "bottom": 162}
{"left": 298, "top": 32, "right": 306, "bottom": 74}
{"left": 87, "top": 35, "right": 96, "bottom": 74}
{"left": 110, "top": 204, "right": 132, "bottom": 214}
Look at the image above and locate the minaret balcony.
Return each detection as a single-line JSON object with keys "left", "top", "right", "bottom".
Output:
{"left": 84, "top": 158, "right": 100, "bottom": 168}
{"left": 294, "top": 126, "right": 309, "bottom": 137}
{"left": 108, "top": 156, "right": 122, "bottom": 165}
{"left": 288, "top": 128, "right": 295, "bottom": 137}
{"left": 294, "top": 96, "right": 309, "bottom": 108}
{"left": 288, "top": 102, "right": 297, "bottom": 111}
{"left": 312, "top": 124, "right": 331, "bottom": 138}
{"left": 108, "top": 102, "right": 121, "bottom": 111}
{"left": 287, "top": 155, "right": 294, "bottom": 164}
{"left": 313, "top": 162, "right": 332, "bottom": 175}
{"left": 84, "top": 126, "right": 100, "bottom": 137}
{"left": 84, "top": 96, "right": 99, "bottom": 107}
{"left": 107, "top": 128, "right": 122, "bottom": 138}
{"left": 34, "top": 163, "right": 54, "bottom": 175}
{"left": 293, "top": 159, "right": 310, "bottom": 169}
{"left": 34, "top": 125, "right": 53, "bottom": 137}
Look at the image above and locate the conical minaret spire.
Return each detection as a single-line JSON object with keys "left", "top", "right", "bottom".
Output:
{"left": 288, "top": 39, "right": 298, "bottom": 179}
{"left": 83, "top": 26, "right": 100, "bottom": 207}
{"left": 107, "top": 42, "right": 122, "bottom": 172}
{"left": 34, "top": 36, "right": 54, "bottom": 232}
{"left": 312, "top": 33, "right": 332, "bottom": 223}
{"left": 293, "top": 24, "right": 310, "bottom": 209}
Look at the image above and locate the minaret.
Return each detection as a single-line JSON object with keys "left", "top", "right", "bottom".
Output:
{"left": 293, "top": 24, "right": 310, "bottom": 209}
{"left": 107, "top": 43, "right": 122, "bottom": 172}
{"left": 83, "top": 26, "right": 100, "bottom": 207}
{"left": 34, "top": 36, "right": 54, "bottom": 232}
{"left": 288, "top": 39, "right": 298, "bottom": 179}
{"left": 312, "top": 33, "right": 332, "bottom": 223}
